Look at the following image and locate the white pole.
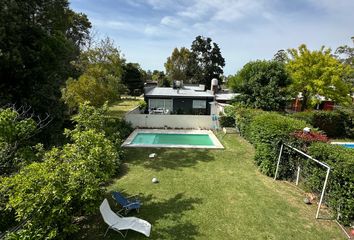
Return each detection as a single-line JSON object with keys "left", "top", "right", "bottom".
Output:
{"left": 296, "top": 166, "right": 301, "bottom": 186}
{"left": 274, "top": 144, "right": 284, "bottom": 180}
{"left": 316, "top": 168, "right": 331, "bottom": 219}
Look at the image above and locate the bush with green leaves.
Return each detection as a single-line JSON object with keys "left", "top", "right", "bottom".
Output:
{"left": 291, "top": 109, "right": 354, "bottom": 138}
{"left": 0, "top": 103, "right": 131, "bottom": 239}
{"left": 138, "top": 100, "right": 147, "bottom": 111}
{"left": 1, "top": 129, "right": 119, "bottom": 239}
{"left": 234, "top": 106, "right": 353, "bottom": 225}
{"left": 0, "top": 108, "right": 39, "bottom": 175}
{"left": 307, "top": 143, "right": 354, "bottom": 225}
{"left": 234, "top": 105, "right": 264, "bottom": 140}
{"left": 248, "top": 112, "right": 308, "bottom": 175}
{"left": 72, "top": 102, "right": 132, "bottom": 151}
{"left": 219, "top": 116, "right": 235, "bottom": 128}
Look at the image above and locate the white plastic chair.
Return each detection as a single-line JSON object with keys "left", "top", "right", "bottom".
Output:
{"left": 100, "top": 199, "right": 151, "bottom": 238}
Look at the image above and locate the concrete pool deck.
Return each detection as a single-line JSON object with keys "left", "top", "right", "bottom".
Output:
{"left": 122, "top": 129, "right": 224, "bottom": 149}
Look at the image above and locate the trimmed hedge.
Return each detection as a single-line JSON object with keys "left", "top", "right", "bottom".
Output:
{"left": 291, "top": 110, "right": 354, "bottom": 138}
{"left": 247, "top": 112, "right": 308, "bottom": 175}
{"left": 234, "top": 106, "right": 353, "bottom": 225}
{"left": 307, "top": 143, "right": 354, "bottom": 225}
{"left": 234, "top": 106, "right": 264, "bottom": 140}
{"left": 219, "top": 116, "right": 235, "bottom": 128}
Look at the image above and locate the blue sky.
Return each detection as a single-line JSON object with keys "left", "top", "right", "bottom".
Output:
{"left": 70, "top": 0, "right": 354, "bottom": 75}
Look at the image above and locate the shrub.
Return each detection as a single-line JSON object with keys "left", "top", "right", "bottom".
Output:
{"left": 219, "top": 116, "right": 235, "bottom": 128}
{"left": 248, "top": 112, "right": 308, "bottom": 176}
{"left": 307, "top": 143, "right": 354, "bottom": 225}
{"left": 0, "top": 103, "right": 129, "bottom": 239}
{"left": 1, "top": 129, "right": 119, "bottom": 239}
{"left": 291, "top": 130, "right": 329, "bottom": 143}
{"left": 138, "top": 100, "right": 147, "bottom": 111}
{"left": 234, "top": 106, "right": 264, "bottom": 140}
{"left": 291, "top": 109, "right": 354, "bottom": 138}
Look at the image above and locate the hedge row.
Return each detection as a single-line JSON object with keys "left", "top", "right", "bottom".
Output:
{"left": 237, "top": 109, "right": 308, "bottom": 176}
{"left": 234, "top": 107, "right": 354, "bottom": 225}
{"left": 308, "top": 143, "right": 354, "bottom": 225}
{"left": 291, "top": 109, "right": 354, "bottom": 138}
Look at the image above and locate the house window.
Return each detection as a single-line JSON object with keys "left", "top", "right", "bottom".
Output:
{"left": 149, "top": 99, "right": 173, "bottom": 111}
{"left": 192, "top": 100, "right": 206, "bottom": 109}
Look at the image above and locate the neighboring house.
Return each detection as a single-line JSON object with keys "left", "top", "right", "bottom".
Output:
{"left": 144, "top": 80, "right": 239, "bottom": 115}
{"left": 289, "top": 93, "right": 335, "bottom": 112}
{"left": 144, "top": 85, "right": 214, "bottom": 115}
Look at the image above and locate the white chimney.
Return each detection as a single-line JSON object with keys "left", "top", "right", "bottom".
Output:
{"left": 211, "top": 78, "right": 218, "bottom": 94}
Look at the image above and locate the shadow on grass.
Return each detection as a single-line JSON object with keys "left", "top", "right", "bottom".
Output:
{"left": 125, "top": 148, "right": 216, "bottom": 171}
{"left": 75, "top": 192, "right": 202, "bottom": 240}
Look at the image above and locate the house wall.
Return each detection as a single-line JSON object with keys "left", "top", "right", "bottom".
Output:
{"left": 125, "top": 112, "right": 214, "bottom": 129}
{"left": 146, "top": 96, "right": 214, "bottom": 115}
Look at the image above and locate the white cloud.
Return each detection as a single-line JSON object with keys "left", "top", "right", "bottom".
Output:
{"left": 144, "top": 25, "right": 161, "bottom": 36}
{"left": 177, "top": 0, "right": 266, "bottom": 22}
{"left": 160, "top": 16, "right": 182, "bottom": 28}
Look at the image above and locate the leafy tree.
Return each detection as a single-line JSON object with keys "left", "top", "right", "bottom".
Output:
{"left": 1, "top": 103, "right": 123, "bottom": 239}
{"left": 287, "top": 44, "right": 352, "bottom": 110}
{"left": 273, "top": 49, "right": 289, "bottom": 63}
{"left": 335, "top": 38, "right": 354, "bottom": 92}
{"left": 143, "top": 69, "right": 153, "bottom": 81}
{"left": 152, "top": 70, "right": 170, "bottom": 87}
{"left": 122, "top": 63, "right": 144, "bottom": 96}
{"left": 164, "top": 47, "right": 190, "bottom": 81}
{"left": 0, "top": 0, "right": 91, "bottom": 143}
{"left": 229, "top": 60, "right": 291, "bottom": 111}
{"left": 188, "top": 36, "right": 225, "bottom": 89}
{"left": 0, "top": 107, "right": 49, "bottom": 175}
{"left": 62, "top": 38, "right": 127, "bottom": 109}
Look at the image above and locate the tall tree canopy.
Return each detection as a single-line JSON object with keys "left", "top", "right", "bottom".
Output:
{"left": 62, "top": 38, "right": 126, "bottom": 109}
{"left": 188, "top": 36, "right": 225, "bottom": 89}
{"left": 229, "top": 60, "right": 291, "bottom": 111}
{"left": 335, "top": 38, "right": 354, "bottom": 92}
{"left": 0, "top": 0, "right": 91, "bottom": 141}
{"left": 152, "top": 70, "right": 170, "bottom": 87}
{"left": 287, "top": 44, "right": 352, "bottom": 110}
{"left": 273, "top": 49, "right": 289, "bottom": 63}
{"left": 164, "top": 47, "right": 190, "bottom": 82}
{"left": 122, "top": 63, "right": 144, "bottom": 96}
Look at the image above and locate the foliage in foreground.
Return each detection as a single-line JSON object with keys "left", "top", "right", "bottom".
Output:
{"left": 0, "top": 108, "right": 39, "bottom": 175}
{"left": 0, "top": 0, "right": 91, "bottom": 143}
{"left": 0, "top": 103, "right": 130, "bottom": 239}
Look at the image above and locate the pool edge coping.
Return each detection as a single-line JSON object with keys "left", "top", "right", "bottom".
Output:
{"left": 121, "top": 129, "right": 224, "bottom": 149}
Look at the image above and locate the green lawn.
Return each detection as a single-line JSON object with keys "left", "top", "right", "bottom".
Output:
{"left": 77, "top": 133, "right": 343, "bottom": 240}
{"left": 108, "top": 98, "right": 141, "bottom": 118}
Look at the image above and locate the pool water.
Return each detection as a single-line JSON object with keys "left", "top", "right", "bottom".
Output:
{"left": 341, "top": 143, "right": 354, "bottom": 149}
{"left": 131, "top": 133, "right": 214, "bottom": 146}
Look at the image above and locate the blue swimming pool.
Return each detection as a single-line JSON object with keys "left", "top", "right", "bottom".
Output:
{"left": 132, "top": 133, "right": 214, "bottom": 146}
{"left": 122, "top": 130, "right": 224, "bottom": 149}
{"left": 331, "top": 142, "right": 354, "bottom": 149}
{"left": 340, "top": 143, "right": 354, "bottom": 149}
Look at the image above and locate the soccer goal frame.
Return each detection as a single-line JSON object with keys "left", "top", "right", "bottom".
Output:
{"left": 273, "top": 143, "right": 331, "bottom": 219}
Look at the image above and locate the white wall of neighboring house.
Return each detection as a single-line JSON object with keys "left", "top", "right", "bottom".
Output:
{"left": 125, "top": 107, "right": 214, "bottom": 129}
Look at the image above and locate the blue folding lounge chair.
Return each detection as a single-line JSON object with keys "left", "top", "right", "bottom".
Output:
{"left": 112, "top": 191, "right": 141, "bottom": 214}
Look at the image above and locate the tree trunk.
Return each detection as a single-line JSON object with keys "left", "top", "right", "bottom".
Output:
{"left": 301, "top": 91, "right": 308, "bottom": 111}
